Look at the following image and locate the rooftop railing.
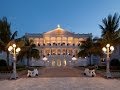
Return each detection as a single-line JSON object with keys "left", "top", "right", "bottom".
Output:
{"left": 36, "top": 43, "right": 80, "bottom": 47}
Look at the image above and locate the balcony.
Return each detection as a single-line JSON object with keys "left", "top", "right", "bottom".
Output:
{"left": 36, "top": 43, "right": 79, "bottom": 48}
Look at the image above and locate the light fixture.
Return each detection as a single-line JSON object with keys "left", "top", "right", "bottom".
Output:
{"left": 102, "top": 44, "right": 114, "bottom": 78}
{"left": 8, "top": 43, "right": 21, "bottom": 79}
{"left": 110, "top": 46, "right": 114, "bottom": 51}
{"left": 12, "top": 44, "right": 16, "bottom": 48}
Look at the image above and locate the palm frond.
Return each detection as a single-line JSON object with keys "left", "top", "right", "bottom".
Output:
{"left": 11, "top": 31, "right": 17, "bottom": 40}
{"left": 0, "top": 39, "right": 5, "bottom": 46}
{"left": 99, "top": 13, "right": 120, "bottom": 45}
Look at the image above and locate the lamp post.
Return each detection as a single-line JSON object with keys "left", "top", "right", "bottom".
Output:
{"left": 72, "top": 57, "right": 77, "bottom": 61}
{"left": 102, "top": 44, "right": 114, "bottom": 78}
{"left": 8, "top": 44, "right": 21, "bottom": 79}
{"left": 43, "top": 56, "right": 48, "bottom": 66}
{"left": 72, "top": 56, "right": 77, "bottom": 66}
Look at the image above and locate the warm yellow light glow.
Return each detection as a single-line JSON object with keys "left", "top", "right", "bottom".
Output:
{"left": 8, "top": 46, "right": 13, "bottom": 51}
{"left": 64, "top": 59, "right": 66, "bottom": 66}
{"left": 110, "top": 46, "right": 114, "bottom": 51}
{"left": 57, "top": 37, "right": 61, "bottom": 41}
{"left": 43, "top": 57, "right": 48, "bottom": 61}
{"left": 57, "top": 59, "right": 61, "bottom": 67}
{"left": 16, "top": 47, "right": 21, "bottom": 53}
{"left": 106, "top": 44, "right": 110, "bottom": 48}
{"left": 52, "top": 60, "right": 55, "bottom": 66}
{"left": 12, "top": 44, "right": 16, "bottom": 48}
{"left": 72, "top": 57, "right": 77, "bottom": 61}
{"left": 57, "top": 24, "right": 60, "bottom": 28}
{"left": 102, "top": 47, "right": 107, "bottom": 52}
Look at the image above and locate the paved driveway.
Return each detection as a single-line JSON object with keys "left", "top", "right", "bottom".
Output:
{"left": 38, "top": 66, "right": 83, "bottom": 77}
{"left": 0, "top": 67, "right": 120, "bottom": 90}
{"left": 0, "top": 77, "right": 120, "bottom": 90}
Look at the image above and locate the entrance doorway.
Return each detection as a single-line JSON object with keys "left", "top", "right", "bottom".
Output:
{"left": 52, "top": 60, "right": 55, "bottom": 66}
{"left": 57, "top": 59, "right": 61, "bottom": 67}
{"left": 51, "top": 59, "right": 67, "bottom": 67}
{"left": 63, "top": 59, "right": 67, "bottom": 66}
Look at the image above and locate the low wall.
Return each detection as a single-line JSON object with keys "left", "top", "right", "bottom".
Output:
{"left": 0, "top": 71, "right": 12, "bottom": 79}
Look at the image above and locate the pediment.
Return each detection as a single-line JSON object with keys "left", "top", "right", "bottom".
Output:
{"left": 44, "top": 25, "right": 74, "bottom": 36}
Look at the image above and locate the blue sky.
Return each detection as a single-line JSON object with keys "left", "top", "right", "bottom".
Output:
{"left": 0, "top": 0, "right": 120, "bottom": 37}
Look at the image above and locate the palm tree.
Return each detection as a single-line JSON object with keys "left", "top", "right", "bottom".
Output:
{"left": 17, "top": 36, "right": 40, "bottom": 66}
{"left": 78, "top": 38, "right": 93, "bottom": 65}
{"left": 78, "top": 37, "right": 103, "bottom": 65}
{"left": 99, "top": 13, "right": 120, "bottom": 45}
{"left": 0, "top": 17, "right": 17, "bottom": 66}
{"left": 78, "top": 38, "right": 92, "bottom": 57}
{"left": 78, "top": 13, "right": 120, "bottom": 66}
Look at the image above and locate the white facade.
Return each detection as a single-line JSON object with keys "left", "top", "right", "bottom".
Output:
{"left": 110, "top": 45, "right": 120, "bottom": 60}
{"left": 25, "top": 25, "right": 92, "bottom": 67}
{"left": 0, "top": 51, "right": 13, "bottom": 65}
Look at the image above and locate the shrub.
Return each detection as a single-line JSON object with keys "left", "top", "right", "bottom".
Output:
{"left": 110, "top": 59, "right": 120, "bottom": 66}
{"left": 0, "top": 59, "right": 7, "bottom": 66}
{"left": 98, "top": 66, "right": 106, "bottom": 70}
{"left": 16, "top": 65, "right": 26, "bottom": 71}
{"left": 0, "top": 66, "right": 12, "bottom": 71}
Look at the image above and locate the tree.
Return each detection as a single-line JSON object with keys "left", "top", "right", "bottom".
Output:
{"left": 99, "top": 13, "right": 120, "bottom": 46}
{"left": 78, "top": 13, "right": 120, "bottom": 66}
{"left": 17, "top": 36, "right": 40, "bottom": 66}
{"left": 0, "top": 17, "right": 17, "bottom": 66}
{"left": 78, "top": 38, "right": 93, "bottom": 58}
{"left": 78, "top": 37, "right": 103, "bottom": 65}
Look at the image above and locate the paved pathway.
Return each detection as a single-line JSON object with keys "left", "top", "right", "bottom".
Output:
{"left": 0, "top": 67, "right": 120, "bottom": 90}
{"left": 38, "top": 66, "right": 83, "bottom": 77}
{"left": 0, "top": 77, "right": 120, "bottom": 90}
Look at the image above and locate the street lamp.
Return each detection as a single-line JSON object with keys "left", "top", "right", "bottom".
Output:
{"left": 72, "top": 57, "right": 77, "bottom": 61}
{"left": 43, "top": 56, "right": 48, "bottom": 66}
{"left": 8, "top": 44, "right": 21, "bottom": 79}
{"left": 72, "top": 56, "right": 77, "bottom": 66}
{"left": 102, "top": 44, "right": 114, "bottom": 78}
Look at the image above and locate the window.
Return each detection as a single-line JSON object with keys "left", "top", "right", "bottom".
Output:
{"left": 0, "top": 51, "right": 2, "bottom": 55}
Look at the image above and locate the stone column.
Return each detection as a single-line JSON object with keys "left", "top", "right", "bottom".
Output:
{"left": 72, "top": 49, "right": 74, "bottom": 56}
{"left": 56, "top": 37, "right": 57, "bottom": 44}
{"left": 73, "top": 38, "right": 74, "bottom": 45}
{"left": 73, "top": 49, "right": 75, "bottom": 56}
{"left": 50, "top": 49, "right": 52, "bottom": 55}
{"left": 67, "top": 49, "right": 69, "bottom": 55}
{"left": 60, "top": 37, "right": 62, "bottom": 45}
{"left": 66, "top": 49, "right": 67, "bottom": 55}
{"left": 56, "top": 48, "right": 57, "bottom": 55}
{"left": 67, "top": 37, "right": 68, "bottom": 45}
{"left": 50, "top": 36, "right": 51, "bottom": 44}
{"left": 44, "top": 49, "right": 45, "bottom": 56}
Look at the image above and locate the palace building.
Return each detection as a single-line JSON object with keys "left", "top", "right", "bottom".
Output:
{"left": 25, "top": 25, "right": 92, "bottom": 67}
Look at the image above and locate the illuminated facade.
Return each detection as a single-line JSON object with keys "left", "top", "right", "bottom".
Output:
{"left": 25, "top": 25, "right": 92, "bottom": 67}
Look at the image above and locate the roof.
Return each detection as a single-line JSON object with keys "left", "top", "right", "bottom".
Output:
{"left": 25, "top": 25, "right": 92, "bottom": 38}
{"left": 44, "top": 25, "right": 74, "bottom": 36}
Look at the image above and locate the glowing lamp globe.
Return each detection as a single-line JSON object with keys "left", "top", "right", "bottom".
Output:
{"left": 16, "top": 47, "right": 21, "bottom": 53}
{"left": 106, "top": 44, "right": 110, "bottom": 48}
{"left": 8, "top": 46, "right": 13, "bottom": 51}
{"left": 110, "top": 46, "right": 114, "bottom": 51}
{"left": 102, "top": 47, "right": 106, "bottom": 52}
{"left": 13, "top": 44, "right": 16, "bottom": 48}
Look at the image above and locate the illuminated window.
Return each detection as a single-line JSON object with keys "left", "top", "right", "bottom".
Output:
{"left": 57, "top": 59, "right": 61, "bottom": 67}
{"left": 52, "top": 60, "right": 55, "bottom": 66}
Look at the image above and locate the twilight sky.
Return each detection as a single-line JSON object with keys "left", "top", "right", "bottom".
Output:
{"left": 0, "top": 0, "right": 120, "bottom": 37}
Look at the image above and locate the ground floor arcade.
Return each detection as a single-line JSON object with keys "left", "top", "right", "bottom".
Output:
{"left": 29, "top": 55, "right": 90, "bottom": 67}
